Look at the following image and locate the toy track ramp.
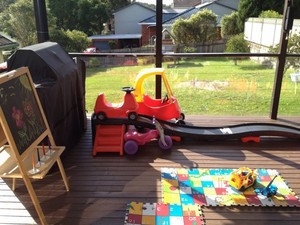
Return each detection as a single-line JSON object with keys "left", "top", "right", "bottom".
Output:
{"left": 93, "top": 125, "right": 125, "bottom": 156}
{"left": 94, "top": 115, "right": 300, "bottom": 141}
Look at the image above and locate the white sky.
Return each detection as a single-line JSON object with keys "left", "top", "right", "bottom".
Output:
{"left": 136, "top": 0, "right": 173, "bottom": 5}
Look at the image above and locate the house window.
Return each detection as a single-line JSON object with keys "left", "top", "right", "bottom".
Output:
{"left": 150, "top": 35, "right": 156, "bottom": 45}
{"left": 163, "top": 33, "right": 171, "bottom": 40}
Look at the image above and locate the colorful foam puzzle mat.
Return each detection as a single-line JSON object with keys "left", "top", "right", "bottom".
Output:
{"left": 125, "top": 202, "right": 205, "bottom": 225}
{"left": 161, "top": 168, "right": 300, "bottom": 207}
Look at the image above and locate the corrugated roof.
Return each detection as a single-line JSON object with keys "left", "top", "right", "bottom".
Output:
{"left": 163, "top": 8, "right": 188, "bottom": 13}
{"left": 0, "top": 33, "right": 18, "bottom": 49}
{"left": 163, "top": 8, "right": 194, "bottom": 24}
{"left": 163, "top": 1, "right": 237, "bottom": 25}
{"left": 214, "top": 1, "right": 238, "bottom": 11}
{"left": 139, "top": 13, "right": 178, "bottom": 24}
{"left": 174, "top": 0, "right": 202, "bottom": 8}
{"left": 89, "top": 34, "right": 142, "bottom": 40}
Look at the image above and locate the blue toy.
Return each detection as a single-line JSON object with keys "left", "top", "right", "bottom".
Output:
{"left": 255, "top": 175, "right": 278, "bottom": 197}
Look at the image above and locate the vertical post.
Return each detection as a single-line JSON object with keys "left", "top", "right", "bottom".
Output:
{"left": 270, "top": 0, "right": 294, "bottom": 119}
{"left": 0, "top": 51, "right": 4, "bottom": 64}
{"left": 155, "top": 0, "right": 163, "bottom": 99}
{"left": 33, "top": 0, "right": 49, "bottom": 43}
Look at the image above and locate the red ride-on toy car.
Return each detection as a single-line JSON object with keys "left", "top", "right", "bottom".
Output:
{"left": 94, "top": 86, "right": 139, "bottom": 121}
{"left": 133, "top": 68, "right": 185, "bottom": 123}
{"left": 92, "top": 87, "right": 139, "bottom": 146}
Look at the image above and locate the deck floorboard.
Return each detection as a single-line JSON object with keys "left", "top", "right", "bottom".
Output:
{"left": 2, "top": 115, "right": 300, "bottom": 225}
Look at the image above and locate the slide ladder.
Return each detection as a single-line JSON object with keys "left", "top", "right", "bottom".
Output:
{"left": 93, "top": 125, "right": 125, "bottom": 156}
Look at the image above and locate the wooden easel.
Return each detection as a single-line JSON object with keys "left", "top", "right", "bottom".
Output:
{"left": 0, "top": 67, "right": 70, "bottom": 225}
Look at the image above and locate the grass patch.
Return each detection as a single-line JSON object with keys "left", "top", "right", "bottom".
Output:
{"left": 85, "top": 57, "right": 299, "bottom": 116}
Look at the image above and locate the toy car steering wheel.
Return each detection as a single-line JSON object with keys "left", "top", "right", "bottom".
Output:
{"left": 161, "top": 93, "right": 169, "bottom": 103}
{"left": 122, "top": 86, "right": 135, "bottom": 94}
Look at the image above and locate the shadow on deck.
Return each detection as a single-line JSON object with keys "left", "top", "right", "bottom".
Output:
{"left": 2, "top": 115, "right": 300, "bottom": 225}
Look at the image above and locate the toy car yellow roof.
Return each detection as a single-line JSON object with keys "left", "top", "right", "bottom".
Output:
{"left": 133, "top": 68, "right": 173, "bottom": 102}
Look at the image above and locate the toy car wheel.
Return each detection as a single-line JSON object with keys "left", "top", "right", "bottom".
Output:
{"left": 97, "top": 112, "right": 107, "bottom": 120}
{"left": 128, "top": 112, "right": 138, "bottom": 120}
{"left": 124, "top": 140, "right": 139, "bottom": 155}
{"left": 178, "top": 113, "right": 185, "bottom": 121}
{"left": 175, "top": 119, "right": 185, "bottom": 125}
{"left": 159, "top": 135, "right": 173, "bottom": 150}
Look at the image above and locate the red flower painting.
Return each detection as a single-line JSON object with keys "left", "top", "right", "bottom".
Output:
{"left": 11, "top": 106, "right": 24, "bottom": 128}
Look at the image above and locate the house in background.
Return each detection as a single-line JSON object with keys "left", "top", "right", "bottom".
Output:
{"left": 139, "top": 9, "right": 181, "bottom": 47}
{"left": 89, "top": 3, "right": 155, "bottom": 51}
{"left": 163, "top": 0, "right": 240, "bottom": 32}
{"left": 89, "top": 0, "right": 240, "bottom": 52}
{"left": 172, "top": 0, "right": 237, "bottom": 8}
{"left": 161, "top": 0, "right": 240, "bottom": 52}
{"left": 0, "top": 33, "right": 18, "bottom": 64}
{"left": 114, "top": 3, "right": 155, "bottom": 35}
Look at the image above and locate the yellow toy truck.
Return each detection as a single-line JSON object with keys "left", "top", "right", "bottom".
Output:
{"left": 229, "top": 167, "right": 257, "bottom": 191}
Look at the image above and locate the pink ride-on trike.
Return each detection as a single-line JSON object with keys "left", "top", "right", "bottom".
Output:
{"left": 123, "top": 117, "right": 173, "bottom": 155}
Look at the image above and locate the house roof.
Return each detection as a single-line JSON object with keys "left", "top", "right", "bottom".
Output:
{"left": 173, "top": 0, "right": 202, "bottom": 8}
{"left": 139, "top": 13, "right": 178, "bottom": 25}
{"left": 89, "top": 34, "right": 142, "bottom": 40}
{"left": 0, "top": 33, "right": 18, "bottom": 50}
{"left": 163, "top": 8, "right": 188, "bottom": 14}
{"left": 162, "top": 4, "right": 207, "bottom": 25}
{"left": 163, "top": 0, "right": 237, "bottom": 25}
{"left": 113, "top": 2, "right": 155, "bottom": 15}
{"left": 214, "top": 1, "right": 238, "bottom": 11}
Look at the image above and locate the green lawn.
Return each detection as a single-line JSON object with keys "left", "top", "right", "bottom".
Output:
{"left": 85, "top": 57, "right": 299, "bottom": 116}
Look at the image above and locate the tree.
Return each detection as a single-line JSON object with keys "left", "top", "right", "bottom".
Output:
{"left": 237, "top": 0, "right": 290, "bottom": 31}
{"left": 190, "top": 9, "right": 217, "bottom": 44}
{"left": 259, "top": 10, "right": 283, "bottom": 18}
{"left": 221, "top": 12, "right": 241, "bottom": 39}
{"left": 49, "top": 29, "right": 70, "bottom": 50}
{"left": 237, "top": 0, "right": 263, "bottom": 31}
{"left": 103, "top": 0, "right": 130, "bottom": 13}
{"left": 50, "top": 29, "right": 90, "bottom": 52}
{"left": 66, "top": 30, "right": 91, "bottom": 52}
{"left": 0, "top": 0, "right": 37, "bottom": 46}
{"left": 0, "top": 0, "right": 16, "bottom": 12}
{"left": 172, "top": 9, "right": 217, "bottom": 50}
{"left": 172, "top": 18, "right": 192, "bottom": 46}
{"left": 269, "top": 33, "right": 300, "bottom": 73}
{"left": 76, "top": 0, "right": 109, "bottom": 36}
{"left": 48, "top": 0, "right": 78, "bottom": 30}
{"left": 0, "top": 0, "right": 90, "bottom": 51}
{"left": 48, "top": 0, "right": 121, "bottom": 36}
{"left": 225, "top": 33, "right": 250, "bottom": 65}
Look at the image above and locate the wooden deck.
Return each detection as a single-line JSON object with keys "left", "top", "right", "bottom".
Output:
{"left": 2, "top": 115, "right": 300, "bottom": 225}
